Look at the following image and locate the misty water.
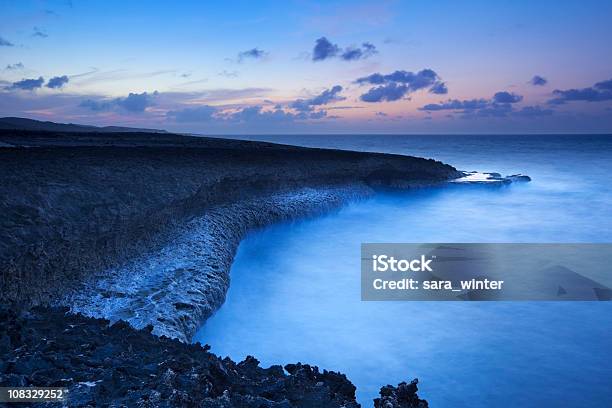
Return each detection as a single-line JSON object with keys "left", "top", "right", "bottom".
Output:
{"left": 194, "top": 135, "right": 612, "bottom": 407}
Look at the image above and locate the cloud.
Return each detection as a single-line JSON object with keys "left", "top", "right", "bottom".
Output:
{"left": 341, "top": 42, "right": 378, "bottom": 61}
{"left": 167, "top": 105, "right": 217, "bottom": 122}
{"left": 79, "top": 99, "right": 113, "bottom": 111}
{"left": 291, "top": 85, "right": 344, "bottom": 112}
{"left": 80, "top": 91, "right": 157, "bottom": 113}
{"left": 595, "top": 79, "right": 612, "bottom": 90}
{"left": 312, "top": 37, "right": 378, "bottom": 62}
{"left": 513, "top": 106, "right": 554, "bottom": 118}
{"left": 360, "top": 83, "right": 409, "bottom": 102}
{"left": 46, "top": 75, "right": 69, "bottom": 89}
{"left": 0, "top": 36, "right": 14, "bottom": 46}
{"left": 312, "top": 37, "right": 340, "bottom": 61}
{"left": 237, "top": 48, "right": 267, "bottom": 62}
{"left": 168, "top": 102, "right": 333, "bottom": 126}
{"left": 429, "top": 81, "right": 448, "bottom": 95}
{"left": 9, "top": 77, "right": 45, "bottom": 90}
{"left": 420, "top": 91, "right": 534, "bottom": 118}
{"left": 229, "top": 105, "right": 327, "bottom": 122}
{"left": 115, "top": 92, "right": 156, "bottom": 112}
{"left": 32, "top": 27, "right": 48, "bottom": 38}
{"left": 549, "top": 78, "right": 612, "bottom": 104}
{"left": 5, "top": 62, "right": 24, "bottom": 70}
{"left": 420, "top": 99, "right": 489, "bottom": 111}
{"left": 530, "top": 75, "right": 547, "bottom": 86}
{"left": 356, "top": 69, "right": 445, "bottom": 102}
{"left": 492, "top": 91, "right": 523, "bottom": 104}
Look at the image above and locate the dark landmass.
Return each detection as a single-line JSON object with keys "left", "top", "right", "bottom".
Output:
{"left": 0, "top": 307, "right": 429, "bottom": 407}
{"left": 0, "top": 127, "right": 458, "bottom": 406}
{"left": 0, "top": 117, "right": 167, "bottom": 134}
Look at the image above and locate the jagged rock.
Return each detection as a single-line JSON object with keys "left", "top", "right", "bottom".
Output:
{"left": 374, "top": 379, "right": 428, "bottom": 408}
{"left": 0, "top": 307, "right": 370, "bottom": 407}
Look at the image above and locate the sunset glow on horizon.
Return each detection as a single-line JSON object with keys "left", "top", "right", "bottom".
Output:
{"left": 1, "top": 0, "right": 611, "bottom": 134}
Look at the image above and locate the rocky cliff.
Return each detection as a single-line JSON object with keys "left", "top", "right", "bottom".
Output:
{"left": 0, "top": 130, "right": 459, "bottom": 341}
{"left": 0, "top": 129, "right": 459, "bottom": 407}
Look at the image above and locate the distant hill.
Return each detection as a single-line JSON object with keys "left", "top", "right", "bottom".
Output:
{"left": 0, "top": 117, "right": 168, "bottom": 134}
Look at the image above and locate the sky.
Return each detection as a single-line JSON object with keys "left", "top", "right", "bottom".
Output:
{"left": 1, "top": 0, "right": 612, "bottom": 134}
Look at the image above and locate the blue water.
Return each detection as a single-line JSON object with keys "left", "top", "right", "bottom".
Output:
{"left": 194, "top": 135, "right": 612, "bottom": 407}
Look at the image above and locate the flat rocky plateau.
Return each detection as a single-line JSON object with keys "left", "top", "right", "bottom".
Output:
{"left": 0, "top": 129, "right": 458, "bottom": 406}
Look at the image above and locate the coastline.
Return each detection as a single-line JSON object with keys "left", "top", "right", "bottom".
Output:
{"left": 0, "top": 129, "right": 459, "bottom": 341}
{"left": 0, "top": 129, "right": 459, "bottom": 406}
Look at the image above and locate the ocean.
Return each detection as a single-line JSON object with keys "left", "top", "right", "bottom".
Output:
{"left": 193, "top": 134, "right": 612, "bottom": 407}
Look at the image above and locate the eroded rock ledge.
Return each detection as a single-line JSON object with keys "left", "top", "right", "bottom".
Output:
{"left": 0, "top": 130, "right": 459, "bottom": 340}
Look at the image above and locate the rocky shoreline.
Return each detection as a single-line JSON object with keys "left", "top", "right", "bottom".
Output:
{"left": 1, "top": 306, "right": 429, "bottom": 407}
{"left": 0, "top": 130, "right": 459, "bottom": 339}
{"left": 0, "top": 129, "right": 461, "bottom": 406}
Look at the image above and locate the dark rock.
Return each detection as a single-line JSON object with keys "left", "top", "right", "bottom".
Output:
{"left": 374, "top": 379, "right": 428, "bottom": 408}
{"left": 0, "top": 306, "right": 421, "bottom": 407}
{"left": 506, "top": 174, "right": 531, "bottom": 182}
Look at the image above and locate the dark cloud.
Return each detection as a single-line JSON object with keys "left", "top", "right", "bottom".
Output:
{"left": 492, "top": 91, "right": 523, "bottom": 104}
{"left": 530, "top": 75, "right": 547, "bottom": 86}
{"left": 0, "top": 36, "right": 14, "bottom": 46}
{"left": 32, "top": 27, "right": 48, "bottom": 38}
{"left": 312, "top": 37, "right": 340, "bottom": 61}
{"left": 5, "top": 62, "right": 24, "bottom": 70}
{"left": 549, "top": 78, "right": 612, "bottom": 104}
{"left": 291, "top": 85, "right": 344, "bottom": 112}
{"left": 429, "top": 81, "right": 448, "bottom": 95}
{"left": 595, "top": 79, "right": 612, "bottom": 90}
{"left": 420, "top": 99, "right": 489, "bottom": 112}
{"left": 115, "top": 92, "right": 156, "bottom": 112}
{"left": 9, "top": 77, "right": 45, "bottom": 90}
{"left": 312, "top": 37, "right": 377, "bottom": 62}
{"left": 237, "top": 48, "right": 267, "bottom": 63}
{"left": 341, "top": 42, "right": 377, "bottom": 61}
{"left": 167, "top": 105, "right": 217, "bottom": 122}
{"left": 356, "top": 69, "right": 444, "bottom": 102}
{"left": 357, "top": 69, "right": 439, "bottom": 87}
{"left": 46, "top": 75, "right": 69, "bottom": 89}
{"left": 420, "top": 91, "right": 531, "bottom": 118}
{"left": 360, "top": 83, "right": 408, "bottom": 102}
{"left": 80, "top": 91, "right": 157, "bottom": 113}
